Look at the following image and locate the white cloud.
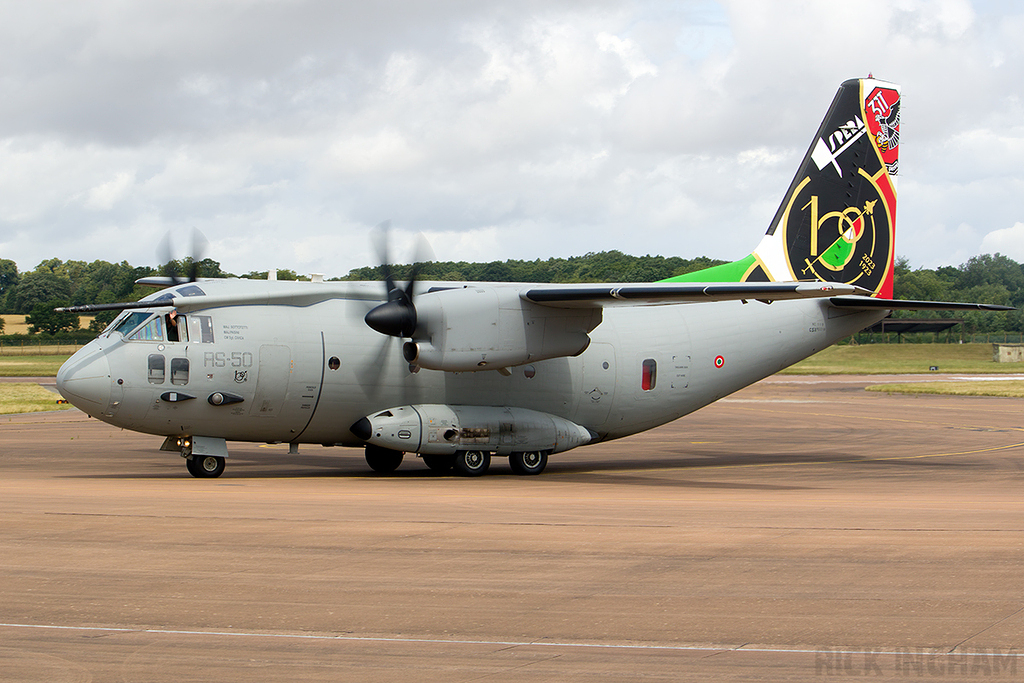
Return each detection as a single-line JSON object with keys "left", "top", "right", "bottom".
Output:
{"left": 84, "top": 171, "right": 134, "bottom": 210}
{"left": 980, "top": 222, "right": 1024, "bottom": 261}
{"left": 1, "top": 0, "right": 1023, "bottom": 278}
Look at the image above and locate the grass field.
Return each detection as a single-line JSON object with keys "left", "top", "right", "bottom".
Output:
{"left": 0, "top": 383, "right": 72, "bottom": 415}
{"left": 782, "top": 343, "right": 1022, "bottom": 375}
{"left": 0, "top": 355, "right": 71, "bottom": 377}
{"left": 0, "top": 343, "right": 86, "bottom": 356}
{"left": 866, "top": 380, "right": 1024, "bottom": 398}
{"left": 1, "top": 314, "right": 96, "bottom": 336}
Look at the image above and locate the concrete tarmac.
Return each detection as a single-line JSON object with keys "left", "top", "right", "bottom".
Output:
{"left": 2, "top": 375, "right": 1023, "bottom": 681}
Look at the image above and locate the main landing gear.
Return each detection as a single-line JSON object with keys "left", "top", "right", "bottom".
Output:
{"left": 364, "top": 445, "right": 404, "bottom": 473}
{"left": 421, "top": 454, "right": 454, "bottom": 473}
{"left": 508, "top": 451, "right": 548, "bottom": 476}
{"left": 453, "top": 450, "right": 490, "bottom": 477}
{"left": 367, "top": 447, "right": 549, "bottom": 477}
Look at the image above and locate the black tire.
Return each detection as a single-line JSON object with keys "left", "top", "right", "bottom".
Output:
{"left": 509, "top": 451, "right": 548, "bottom": 476}
{"left": 365, "top": 445, "right": 404, "bottom": 473}
{"left": 452, "top": 450, "right": 490, "bottom": 477}
{"left": 191, "top": 455, "right": 225, "bottom": 478}
{"left": 421, "top": 454, "right": 454, "bottom": 472}
{"left": 185, "top": 456, "right": 201, "bottom": 477}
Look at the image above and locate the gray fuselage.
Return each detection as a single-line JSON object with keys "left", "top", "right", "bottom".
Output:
{"left": 56, "top": 279, "right": 884, "bottom": 448}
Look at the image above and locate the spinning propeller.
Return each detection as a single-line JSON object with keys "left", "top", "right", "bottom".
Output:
{"left": 158, "top": 228, "right": 209, "bottom": 284}
{"left": 363, "top": 221, "right": 432, "bottom": 339}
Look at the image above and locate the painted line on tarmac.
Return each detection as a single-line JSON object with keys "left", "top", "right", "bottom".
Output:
{"left": 1, "top": 622, "right": 1022, "bottom": 658}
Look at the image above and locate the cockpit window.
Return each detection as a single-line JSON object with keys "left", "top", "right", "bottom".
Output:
{"left": 166, "top": 312, "right": 188, "bottom": 342}
{"left": 128, "top": 316, "right": 164, "bottom": 341}
{"left": 111, "top": 311, "right": 154, "bottom": 338}
{"left": 188, "top": 315, "right": 215, "bottom": 343}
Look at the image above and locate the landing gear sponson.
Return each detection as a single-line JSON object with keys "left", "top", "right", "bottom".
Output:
{"left": 352, "top": 404, "right": 594, "bottom": 477}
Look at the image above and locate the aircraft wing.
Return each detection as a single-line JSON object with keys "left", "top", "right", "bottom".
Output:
{"left": 55, "top": 284, "right": 385, "bottom": 314}
{"left": 829, "top": 296, "right": 1015, "bottom": 311}
{"left": 522, "top": 281, "right": 866, "bottom": 308}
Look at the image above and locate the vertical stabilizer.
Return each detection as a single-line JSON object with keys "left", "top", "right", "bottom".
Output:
{"left": 752, "top": 77, "right": 900, "bottom": 297}
{"left": 665, "top": 78, "right": 900, "bottom": 298}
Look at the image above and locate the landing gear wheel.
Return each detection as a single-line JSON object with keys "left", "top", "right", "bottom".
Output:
{"left": 189, "top": 455, "right": 225, "bottom": 478}
{"left": 421, "top": 454, "right": 454, "bottom": 473}
{"left": 509, "top": 451, "right": 548, "bottom": 476}
{"left": 453, "top": 450, "right": 490, "bottom": 477}
{"left": 365, "top": 445, "right": 404, "bottom": 473}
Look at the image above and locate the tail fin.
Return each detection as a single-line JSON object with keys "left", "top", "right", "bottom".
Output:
{"left": 665, "top": 77, "right": 900, "bottom": 298}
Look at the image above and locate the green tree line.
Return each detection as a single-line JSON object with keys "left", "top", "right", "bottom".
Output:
{"left": 338, "top": 252, "right": 727, "bottom": 284}
{"left": 892, "top": 253, "right": 1024, "bottom": 333}
{"left": 1, "top": 251, "right": 1021, "bottom": 335}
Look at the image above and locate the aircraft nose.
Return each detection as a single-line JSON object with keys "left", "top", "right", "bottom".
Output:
{"left": 56, "top": 347, "right": 111, "bottom": 415}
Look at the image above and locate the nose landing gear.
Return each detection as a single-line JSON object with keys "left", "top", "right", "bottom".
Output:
{"left": 171, "top": 435, "right": 229, "bottom": 478}
{"left": 186, "top": 454, "right": 226, "bottom": 478}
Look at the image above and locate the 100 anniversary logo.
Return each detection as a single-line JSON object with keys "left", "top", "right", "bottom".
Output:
{"left": 780, "top": 85, "right": 899, "bottom": 296}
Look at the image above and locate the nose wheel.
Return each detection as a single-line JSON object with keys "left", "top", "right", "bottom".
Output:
{"left": 186, "top": 455, "right": 226, "bottom": 478}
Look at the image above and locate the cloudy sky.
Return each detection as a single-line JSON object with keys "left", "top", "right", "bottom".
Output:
{"left": 1, "top": 0, "right": 1022, "bottom": 278}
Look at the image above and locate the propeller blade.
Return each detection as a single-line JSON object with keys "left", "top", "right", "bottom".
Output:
{"left": 404, "top": 232, "right": 435, "bottom": 299}
{"left": 157, "top": 232, "right": 181, "bottom": 283}
{"left": 158, "top": 228, "right": 209, "bottom": 284}
{"left": 353, "top": 334, "right": 396, "bottom": 399}
{"left": 187, "top": 228, "right": 209, "bottom": 282}
{"left": 363, "top": 221, "right": 431, "bottom": 339}
{"left": 370, "top": 220, "right": 394, "bottom": 291}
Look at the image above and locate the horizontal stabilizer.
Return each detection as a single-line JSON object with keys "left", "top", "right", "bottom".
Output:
{"left": 829, "top": 296, "right": 1015, "bottom": 311}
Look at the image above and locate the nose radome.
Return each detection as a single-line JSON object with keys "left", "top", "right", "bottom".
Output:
{"left": 56, "top": 348, "right": 111, "bottom": 415}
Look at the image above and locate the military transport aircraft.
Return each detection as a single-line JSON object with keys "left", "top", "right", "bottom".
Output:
{"left": 55, "top": 77, "right": 1010, "bottom": 478}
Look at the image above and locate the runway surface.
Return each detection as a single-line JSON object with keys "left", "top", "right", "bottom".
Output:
{"left": 2, "top": 375, "right": 1023, "bottom": 681}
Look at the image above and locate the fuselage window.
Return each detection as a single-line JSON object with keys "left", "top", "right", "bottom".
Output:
{"left": 641, "top": 358, "right": 657, "bottom": 391}
{"left": 328, "top": 356, "right": 341, "bottom": 370}
{"left": 148, "top": 354, "right": 165, "bottom": 384}
{"left": 166, "top": 312, "right": 188, "bottom": 342}
{"left": 189, "top": 315, "right": 215, "bottom": 343}
{"left": 170, "top": 358, "right": 190, "bottom": 386}
{"left": 128, "top": 316, "right": 164, "bottom": 341}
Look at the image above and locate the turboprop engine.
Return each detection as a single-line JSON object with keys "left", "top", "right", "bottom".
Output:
{"left": 351, "top": 404, "right": 596, "bottom": 456}
{"left": 401, "top": 286, "right": 603, "bottom": 372}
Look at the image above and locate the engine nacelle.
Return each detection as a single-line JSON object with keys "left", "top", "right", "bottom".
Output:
{"left": 405, "top": 286, "right": 601, "bottom": 372}
{"left": 351, "top": 404, "right": 597, "bottom": 456}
